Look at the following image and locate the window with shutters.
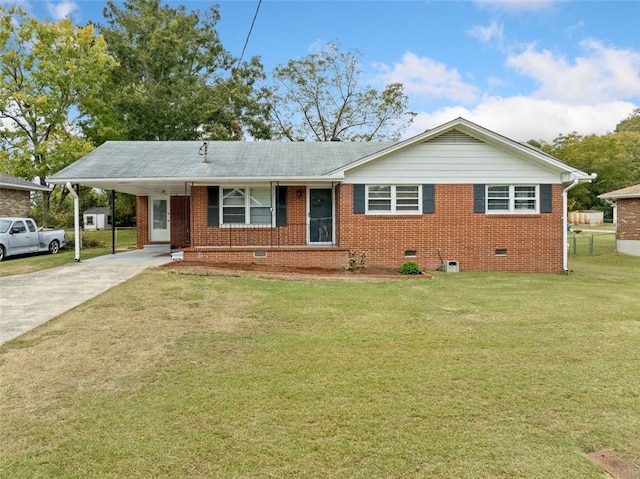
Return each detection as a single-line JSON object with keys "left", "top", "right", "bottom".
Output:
{"left": 221, "top": 187, "right": 273, "bottom": 225}
{"left": 366, "top": 185, "right": 420, "bottom": 214}
{"left": 487, "top": 185, "right": 538, "bottom": 213}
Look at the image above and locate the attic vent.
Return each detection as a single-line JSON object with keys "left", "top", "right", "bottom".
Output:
{"left": 429, "top": 130, "right": 482, "bottom": 145}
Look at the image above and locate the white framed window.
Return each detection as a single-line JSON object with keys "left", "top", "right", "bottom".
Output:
{"left": 366, "top": 185, "right": 420, "bottom": 214}
{"left": 487, "top": 185, "right": 538, "bottom": 213}
{"left": 222, "top": 187, "right": 273, "bottom": 225}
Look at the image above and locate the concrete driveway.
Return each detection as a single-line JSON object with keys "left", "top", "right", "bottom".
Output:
{"left": 0, "top": 247, "right": 171, "bottom": 345}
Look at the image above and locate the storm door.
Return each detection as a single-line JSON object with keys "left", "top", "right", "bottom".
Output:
{"left": 308, "top": 188, "right": 333, "bottom": 244}
{"left": 149, "top": 196, "right": 170, "bottom": 242}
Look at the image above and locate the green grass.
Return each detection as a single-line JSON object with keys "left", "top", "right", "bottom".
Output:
{"left": 0, "top": 228, "right": 137, "bottom": 277}
{"left": 569, "top": 231, "right": 616, "bottom": 257}
{"left": 1, "top": 253, "right": 639, "bottom": 478}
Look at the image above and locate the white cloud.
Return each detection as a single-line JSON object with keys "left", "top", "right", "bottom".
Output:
{"left": 566, "top": 20, "right": 585, "bottom": 36}
{"left": 403, "top": 96, "right": 636, "bottom": 142}
{"left": 474, "top": 0, "right": 559, "bottom": 12}
{"left": 507, "top": 39, "right": 640, "bottom": 103}
{"left": 372, "top": 52, "right": 479, "bottom": 104}
{"left": 46, "top": 1, "right": 78, "bottom": 20}
{"left": 468, "top": 20, "right": 505, "bottom": 45}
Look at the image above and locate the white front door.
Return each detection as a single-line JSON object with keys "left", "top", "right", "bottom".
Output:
{"left": 149, "top": 196, "right": 170, "bottom": 242}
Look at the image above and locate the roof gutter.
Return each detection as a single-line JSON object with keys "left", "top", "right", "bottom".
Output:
{"left": 66, "top": 182, "right": 81, "bottom": 262}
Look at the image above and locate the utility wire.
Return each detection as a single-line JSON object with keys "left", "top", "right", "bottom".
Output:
{"left": 236, "top": 0, "right": 262, "bottom": 69}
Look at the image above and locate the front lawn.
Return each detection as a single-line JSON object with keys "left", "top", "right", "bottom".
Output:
{"left": 0, "top": 253, "right": 639, "bottom": 478}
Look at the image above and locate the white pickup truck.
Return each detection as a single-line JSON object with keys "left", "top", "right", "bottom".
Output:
{"left": 0, "top": 217, "right": 66, "bottom": 261}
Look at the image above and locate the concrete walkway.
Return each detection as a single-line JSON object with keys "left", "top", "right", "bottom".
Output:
{"left": 0, "top": 247, "right": 172, "bottom": 345}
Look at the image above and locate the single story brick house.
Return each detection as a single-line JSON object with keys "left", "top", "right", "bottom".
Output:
{"left": 0, "top": 173, "right": 52, "bottom": 217}
{"left": 50, "top": 118, "right": 595, "bottom": 273}
{"left": 599, "top": 184, "right": 640, "bottom": 257}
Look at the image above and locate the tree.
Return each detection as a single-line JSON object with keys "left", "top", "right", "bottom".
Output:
{"left": 264, "top": 42, "right": 415, "bottom": 142}
{"left": 615, "top": 108, "right": 640, "bottom": 133}
{"left": 533, "top": 125, "right": 640, "bottom": 212}
{"left": 90, "top": 0, "right": 270, "bottom": 142}
{"left": 0, "top": 5, "right": 116, "bottom": 224}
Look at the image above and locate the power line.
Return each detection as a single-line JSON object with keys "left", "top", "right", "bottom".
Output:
{"left": 236, "top": 0, "right": 262, "bottom": 69}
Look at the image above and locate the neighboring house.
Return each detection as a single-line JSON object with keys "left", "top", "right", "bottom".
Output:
{"left": 0, "top": 173, "right": 51, "bottom": 217}
{"left": 49, "top": 118, "right": 595, "bottom": 273}
{"left": 83, "top": 206, "right": 113, "bottom": 230}
{"left": 599, "top": 184, "right": 640, "bottom": 257}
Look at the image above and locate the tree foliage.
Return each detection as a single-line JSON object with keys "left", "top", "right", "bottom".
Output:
{"left": 615, "top": 108, "right": 640, "bottom": 133}
{"left": 265, "top": 42, "right": 415, "bottom": 142}
{"left": 91, "top": 0, "right": 270, "bottom": 142}
{"left": 532, "top": 109, "right": 640, "bottom": 212}
{"left": 0, "top": 5, "right": 116, "bottom": 223}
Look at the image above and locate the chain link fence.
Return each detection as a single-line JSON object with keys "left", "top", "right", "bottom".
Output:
{"left": 569, "top": 230, "right": 616, "bottom": 256}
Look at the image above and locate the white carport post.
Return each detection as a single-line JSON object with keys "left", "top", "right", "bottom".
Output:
{"left": 66, "top": 182, "right": 81, "bottom": 261}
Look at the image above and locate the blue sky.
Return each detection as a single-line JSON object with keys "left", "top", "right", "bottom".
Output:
{"left": 8, "top": 0, "right": 640, "bottom": 142}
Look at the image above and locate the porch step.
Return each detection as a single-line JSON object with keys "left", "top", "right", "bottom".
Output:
{"left": 143, "top": 244, "right": 171, "bottom": 252}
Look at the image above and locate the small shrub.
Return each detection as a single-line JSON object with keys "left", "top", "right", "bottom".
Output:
{"left": 82, "top": 234, "right": 106, "bottom": 249}
{"left": 346, "top": 250, "right": 367, "bottom": 272}
{"left": 401, "top": 262, "right": 422, "bottom": 275}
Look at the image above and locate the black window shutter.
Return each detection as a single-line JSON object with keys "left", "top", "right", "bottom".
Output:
{"left": 207, "top": 186, "right": 219, "bottom": 226}
{"left": 473, "top": 184, "right": 486, "bottom": 213}
{"left": 353, "top": 184, "right": 365, "bottom": 214}
{"left": 540, "top": 184, "right": 552, "bottom": 213}
{"left": 276, "top": 186, "right": 288, "bottom": 226}
{"left": 422, "top": 184, "right": 435, "bottom": 214}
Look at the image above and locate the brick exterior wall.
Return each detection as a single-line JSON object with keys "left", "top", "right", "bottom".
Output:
{"left": 190, "top": 185, "right": 308, "bottom": 248}
{"left": 171, "top": 196, "right": 190, "bottom": 248}
{"left": 136, "top": 196, "right": 149, "bottom": 248}
{"left": 178, "top": 183, "right": 565, "bottom": 273}
{"left": 338, "top": 184, "right": 565, "bottom": 273}
{"left": 136, "top": 195, "right": 191, "bottom": 249}
{"left": 617, "top": 198, "right": 640, "bottom": 241}
{"left": 0, "top": 188, "right": 31, "bottom": 217}
{"left": 189, "top": 247, "right": 350, "bottom": 269}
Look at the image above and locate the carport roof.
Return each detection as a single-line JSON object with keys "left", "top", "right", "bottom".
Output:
{"left": 48, "top": 141, "right": 394, "bottom": 195}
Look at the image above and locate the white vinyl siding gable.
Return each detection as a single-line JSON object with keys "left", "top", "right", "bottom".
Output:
{"left": 343, "top": 130, "right": 560, "bottom": 185}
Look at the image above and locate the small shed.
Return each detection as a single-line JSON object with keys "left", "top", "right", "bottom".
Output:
{"left": 599, "top": 185, "right": 640, "bottom": 257}
{"left": 0, "top": 173, "right": 51, "bottom": 217}
{"left": 83, "top": 206, "right": 113, "bottom": 230}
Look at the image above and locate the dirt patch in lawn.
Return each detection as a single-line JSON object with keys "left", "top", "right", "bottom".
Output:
{"left": 162, "top": 261, "right": 432, "bottom": 280}
{"left": 588, "top": 450, "right": 640, "bottom": 479}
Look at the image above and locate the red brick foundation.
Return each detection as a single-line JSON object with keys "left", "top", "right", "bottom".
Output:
{"left": 185, "top": 246, "right": 350, "bottom": 270}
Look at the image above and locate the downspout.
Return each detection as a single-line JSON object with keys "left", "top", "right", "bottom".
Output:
{"left": 66, "top": 182, "right": 81, "bottom": 262}
{"left": 563, "top": 173, "right": 597, "bottom": 272}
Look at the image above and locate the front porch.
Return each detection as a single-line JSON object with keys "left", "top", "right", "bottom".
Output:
{"left": 185, "top": 245, "right": 351, "bottom": 270}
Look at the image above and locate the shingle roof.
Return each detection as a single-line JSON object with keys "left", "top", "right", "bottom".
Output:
{"left": 599, "top": 184, "right": 640, "bottom": 199}
{"left": 51, "top": 141, "right": 395, "bottom": 181}
{"left": 83, "top": 206, "right": 111, "bottom": 214}
{"left": 0, "top": 173, "right": 51, "bottom": 191}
